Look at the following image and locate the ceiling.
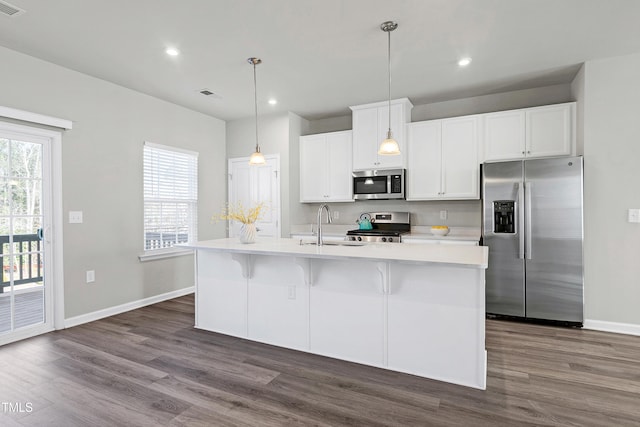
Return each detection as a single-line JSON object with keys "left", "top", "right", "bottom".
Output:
{"left": 1, "top": 0, "right": 640, "bottom": 122}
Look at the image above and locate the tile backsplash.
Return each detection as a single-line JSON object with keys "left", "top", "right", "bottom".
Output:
{"left": 295, "top": 199, "right": 481, "bottom": 228}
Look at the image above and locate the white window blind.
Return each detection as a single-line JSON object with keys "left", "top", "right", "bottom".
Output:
{"left": 143, "top": 142, "right": 198, "bottom": 251}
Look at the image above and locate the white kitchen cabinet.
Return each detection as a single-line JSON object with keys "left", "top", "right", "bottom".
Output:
{"left": 309, "top": 259, "right": 385, "bottom": 367}
{"left": 387, "top": 263, "right": 486, "bottom": 387}
{"left": 526, "top": 103, "right": 573, "bottom": 158}
{"left": 299, "top": 130, "right": 353, "bottom": 202}
{"left": 350, "top": 98, "right": 413, "bottom": 170}
{"left": 407, "top": 116, "right": 480, "bottom": 200}
{"left": 247, "top": 256, "right": 309, "bottom": 351}
{"left": 483, "top": 102, "right": 574, "bottom": 162}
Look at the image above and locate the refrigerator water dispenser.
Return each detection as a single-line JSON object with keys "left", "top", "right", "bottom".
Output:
{"left": 493, "top": 201, "right": 515, "bottom": 233}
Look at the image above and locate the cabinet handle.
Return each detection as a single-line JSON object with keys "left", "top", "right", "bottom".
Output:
{"left": 522, "top": 151, "right": 525, "bottom": 155}
{"left": 527, "top": 150, "right": 531, "bottom": 154}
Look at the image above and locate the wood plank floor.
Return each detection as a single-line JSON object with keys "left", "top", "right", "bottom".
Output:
{"left": 1, "top": 294, "right": 640, "bottom": 426}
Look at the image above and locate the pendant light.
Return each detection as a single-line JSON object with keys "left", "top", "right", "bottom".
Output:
{"left": 248, "top": 57, "right": 266, "bottom": 165}
{"left": 378, "top": 21, "right": 400, "bottom": 156}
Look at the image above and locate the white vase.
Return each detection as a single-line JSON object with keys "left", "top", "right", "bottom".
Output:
{"left": 239, "top": 222, "right": 257, "bottom": 244}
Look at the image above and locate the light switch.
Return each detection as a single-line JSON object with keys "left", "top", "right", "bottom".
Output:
{"left": 628, "top": 209, "right": 640, "bottom": 223}
{"left": 69, "top": 211, "right": 83, "bottom": 224}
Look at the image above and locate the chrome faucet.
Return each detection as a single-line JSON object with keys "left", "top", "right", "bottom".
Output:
{"left": 316, "top": 204, "right": 332, "bottom": 246}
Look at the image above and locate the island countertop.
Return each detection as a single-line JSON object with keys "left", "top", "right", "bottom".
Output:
{"left": 184, "top": 237, "right": 488, "bottom": 269}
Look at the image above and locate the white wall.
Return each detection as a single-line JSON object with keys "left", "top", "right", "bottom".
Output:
{"left": 571, "top": 66, "right": 586, "bottom": 155}
{"left": 226, "top": 112, "right": 291, "bottom": 236}
{"left": 288, "top": 112, "right": 310, "bottom": 229}
{"left": 304, "top": 84, "right": 574, "bottom": 136}
{"left": 412, "top": 84, "right": 574, "bottom": 122}
{"left": 0, "top": 46, "right": 227, "bottom": 319}
{"left": 307, "top": 115, "right": 352, "bottom": 134}
{"left": 581, "top": 52, "right": 640, "bottom": 326}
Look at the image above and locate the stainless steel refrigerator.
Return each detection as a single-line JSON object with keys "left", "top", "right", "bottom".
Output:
{"left": 482, "top": 156, "right": 584, "bottom": 325}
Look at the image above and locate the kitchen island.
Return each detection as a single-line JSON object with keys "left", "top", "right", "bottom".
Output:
{"left": 186, "top": 237, "right": 489, "bottom": 389}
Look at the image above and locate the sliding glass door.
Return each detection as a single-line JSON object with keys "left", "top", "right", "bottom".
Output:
{"left": 1, "top": 130, "right": 52, "bottom": 342}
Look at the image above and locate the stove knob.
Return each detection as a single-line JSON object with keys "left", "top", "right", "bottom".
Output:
{"left": 349, "top": 236, "right": 355, "bottom": 241}
{"left": 357, "top": 236, "right": 362, "bottom": 241}
{"left": 381, "top": 237, "right": 387, "bottom": 242}
{"left": 388, "top": 237, "right": 393, "bottom": 242}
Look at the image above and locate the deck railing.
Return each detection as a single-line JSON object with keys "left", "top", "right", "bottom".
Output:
{"left": 1, "top": 233, "right": 43, "bottom": 293}
{"left": 144, "top": 232, "right": 189, "bottom": 250}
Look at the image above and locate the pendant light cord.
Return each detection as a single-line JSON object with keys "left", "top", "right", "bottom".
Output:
{"left": 253, "top": 61, "right": 259, "bottom": 153}
{"left": 387, "top": 28, "right": 392, "bottom": 136}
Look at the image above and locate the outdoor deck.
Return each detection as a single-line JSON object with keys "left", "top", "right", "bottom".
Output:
{"left": 0, "top": 286, "right": 44, "bottom": 333}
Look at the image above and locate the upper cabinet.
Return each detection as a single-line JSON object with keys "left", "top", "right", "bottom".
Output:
{"left": 407, "top": 115, "right": 480, "bottom": 201}
{"left": 350, "top": 98, "right": 413, "bottom": 170}
{"left": 299, "top": 130, "right": 354, "bottom": 203}
{"left": 483, "top": 102, "right": 575, "bottom": 162}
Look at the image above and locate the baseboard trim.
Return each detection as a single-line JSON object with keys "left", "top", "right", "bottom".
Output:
{"left": 64, "top": 287, "right": 194, "bottom": 329}
{"left": 583, "top": 319, "right": 640, "bottom": 336}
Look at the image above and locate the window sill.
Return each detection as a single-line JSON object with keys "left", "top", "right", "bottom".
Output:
{"left": 138, "top": 247, "right": 194, "bottom": 262}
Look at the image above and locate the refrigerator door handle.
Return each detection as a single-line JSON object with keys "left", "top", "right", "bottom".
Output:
{"left": 525, "top": 181, "right": 533, "bottom": 260}
{"left": 517, "top": 182, "right": 525, "bottom": 259}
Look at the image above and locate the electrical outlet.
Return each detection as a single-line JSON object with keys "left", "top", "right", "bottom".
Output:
{"left": 628, "top": 209, "right": 640, "bottom": 223}
{"left": 440, "top": 210, "right": 448, "bottom": 220}
{"left": 333, "top": 211, "right": 339, "bottom": 220}
{"left": 86, "top": 270, "right": 95, "bottom": 283}
{"left": 69, "top": 211, "right": 83, "bottom": 224}
{"left": 287, "top": 285, "right": 296, "bottom": 299}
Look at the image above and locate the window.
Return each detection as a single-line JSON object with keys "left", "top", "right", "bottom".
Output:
{"left": 143, "top": 142, "right": 198, "bottom": 253}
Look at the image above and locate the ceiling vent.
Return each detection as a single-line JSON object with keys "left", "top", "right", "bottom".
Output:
{"left": 198, "top": 89, "right": 221, "bottom": 99}
{"left": 0, "top": 0, "right": 25, "bottom": 17}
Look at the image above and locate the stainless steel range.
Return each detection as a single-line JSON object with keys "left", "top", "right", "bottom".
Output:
{"left": 346, "top": 212, "right": 410, "bottom": 243}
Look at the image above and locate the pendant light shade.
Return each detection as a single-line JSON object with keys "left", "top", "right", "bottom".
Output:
{"left": 378, "top": 21, "right": 400, "bottom": 156}
{"left": 248, "top": 57, "right": 266, "bottom": 165}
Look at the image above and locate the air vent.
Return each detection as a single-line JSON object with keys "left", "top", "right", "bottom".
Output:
{"left": 0, "top": 0, "right": 25, "bottom": 17}
{"left": 198, "top": 88, "right": 221, "bottom": 99}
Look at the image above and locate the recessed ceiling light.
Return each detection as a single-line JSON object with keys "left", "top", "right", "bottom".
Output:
{"left": 268, "top": 99, "right": 277, "bottom": 105}
{"left": 166, "top": 48, "right": 180, "bottom": 56}
{"left": 458, "top": 57, "right": 472, "bottom": 67}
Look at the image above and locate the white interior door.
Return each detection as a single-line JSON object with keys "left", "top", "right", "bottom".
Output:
{"left": 228, "top": 155, "right": 280, "bottom": 238}
{"left": 0, "top": 124, "right": 56, "bottom": 345}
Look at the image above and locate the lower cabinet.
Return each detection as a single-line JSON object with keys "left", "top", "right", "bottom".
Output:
{"left": 195, "top": 250, "right": 486, "bottom": 389}
{"left": 196, "top": 252, "right": 248, "bottom": 338}
{"left": 309, "top": 259, "right": 385, "bottom": 366}
{"left": 387, "top": 264, "right": 486, "bottom": 387}
{"left": 247, "top": 256, "right": 309, "bottom": 351}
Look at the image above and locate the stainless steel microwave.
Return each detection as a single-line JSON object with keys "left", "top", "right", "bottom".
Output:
{"left": 353, "top": 169, "right": 405, "bottom": 200}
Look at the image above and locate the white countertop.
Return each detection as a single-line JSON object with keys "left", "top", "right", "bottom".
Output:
{"left": 404, "top": 226, "right": 481, "bottom": 242}
{"left": 184, "top": 237, "right": 488, "bottom": 269}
